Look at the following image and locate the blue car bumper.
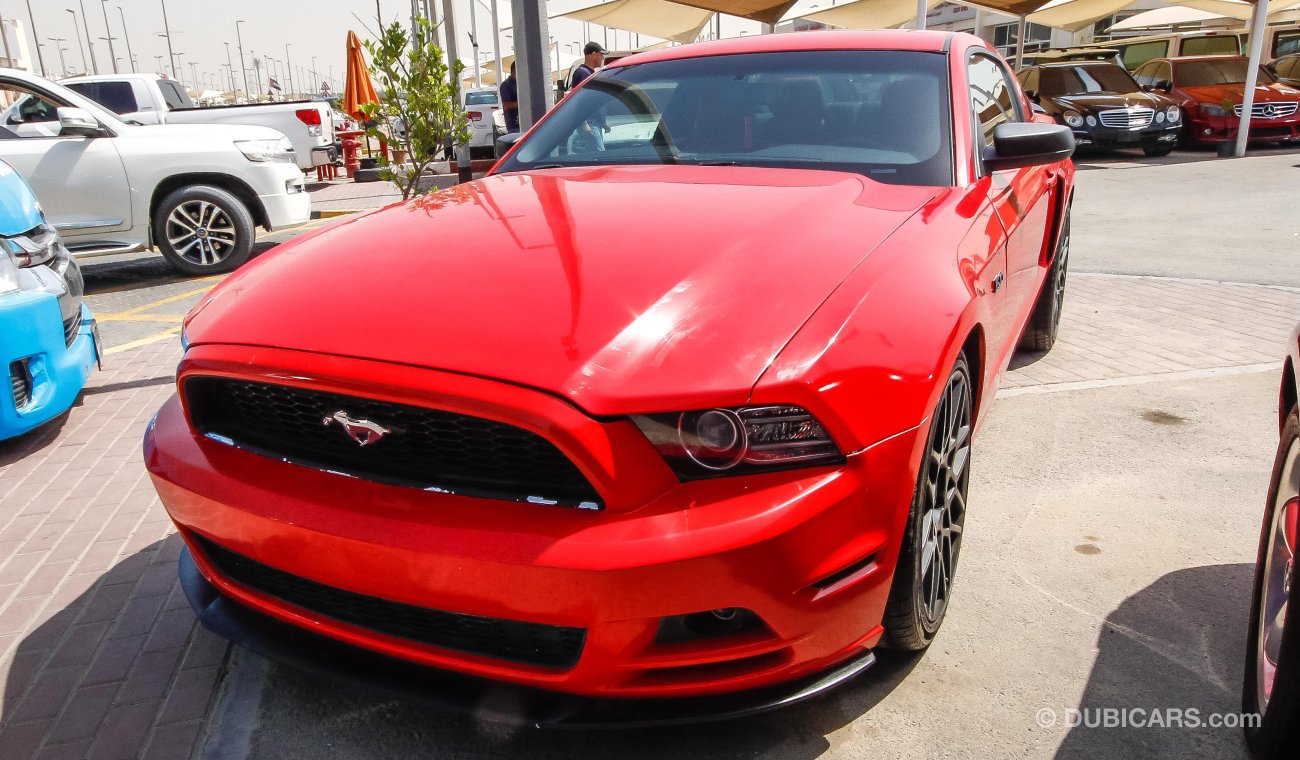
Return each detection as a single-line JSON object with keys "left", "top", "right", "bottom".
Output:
{"left": 1, "top": 292, "right": 98, "bottom": 441}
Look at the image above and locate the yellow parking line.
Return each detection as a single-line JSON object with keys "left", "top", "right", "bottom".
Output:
{"left": 96, "top": 282, "right": 219, "bottom": 321}
{"left": 98, "top": 314, "right": 186, "bottom": 323}
{"left": 105, "top": 326, "right": 183, "bottom": 355}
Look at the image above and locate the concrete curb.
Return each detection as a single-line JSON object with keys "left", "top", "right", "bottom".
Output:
{"left": 310, "top": 209, "right": 366, "bottom": 219}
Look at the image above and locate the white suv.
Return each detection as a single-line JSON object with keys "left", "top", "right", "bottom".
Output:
{"left": 463, "top": 87, "right": 500, "bottom": 157}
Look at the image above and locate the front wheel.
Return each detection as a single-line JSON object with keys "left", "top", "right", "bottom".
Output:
{"left": 1243, "top": 408, "right": 1300, "bottom": 758}
{"left": 153, "top": 185, "right": 255, "bottom": 276}
{"left": 882, "top": 353, "right": 973, "bottom": 650}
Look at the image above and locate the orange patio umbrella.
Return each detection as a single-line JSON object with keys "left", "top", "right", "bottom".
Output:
{"left": 342, "top": 31, "right": 379, "bottom": 121}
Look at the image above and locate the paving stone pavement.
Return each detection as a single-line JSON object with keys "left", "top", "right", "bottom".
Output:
{"left": 0, "top": 271, "right": 1297, "bottom": 759}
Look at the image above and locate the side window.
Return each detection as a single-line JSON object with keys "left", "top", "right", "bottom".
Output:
{"left": 1153, "top": 61, "right": 1172, "bottom": 87}
{"left": 159, "top": 81, "right": 189, "bottom": 110}
{"left": 1021, "top": 68, "right": 1040, "bottom": 94}
{"left": 1132, "top": 62, "right": 1156, "bottom": 88}
{"left": 1274, "top": 33, "right": 1300, "bottom": 57}
{"left": 64, "top": 82, "right": 138, "bottom": 114}
{"left": 0, "top": 84, "right": 67, "bottom": 138}
{"left": 1121, "top": 41, "right": 1169, "bottom": 71}
{"left": 1182, "top": 36, "right": 1240, "bottom": 57}
{"left": 969, "top": 53, "right": 1020, "bottom": 149}
{"left": 1280, "top": 57, "right": 1299, "bottom": 79}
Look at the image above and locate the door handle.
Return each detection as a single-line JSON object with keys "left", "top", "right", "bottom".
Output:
{"left": 992, "top": 272, "right": 1005, "bottom": 293}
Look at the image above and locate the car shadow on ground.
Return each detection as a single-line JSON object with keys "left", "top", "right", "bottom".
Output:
{"left": 0, "top": 535, "right": 221, "bottom": 759}
{"left": 1071, "top": 142, "right": 1300, "bottom": 169}
{"left": 243, "top": 645, "right": 926, "bottom": 759}
{"left": 1054, "top": 563, "right": 1255, "bottom": 760}
{"left": 0, "top": 410, "right": 72, "bottom": 467}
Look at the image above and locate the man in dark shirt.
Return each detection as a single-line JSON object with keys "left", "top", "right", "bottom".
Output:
{"left": 570, "top": 42, "right": 609, "bottom": 152}
{"left": 499, "top": 62, "right": 519, "bottom": 133}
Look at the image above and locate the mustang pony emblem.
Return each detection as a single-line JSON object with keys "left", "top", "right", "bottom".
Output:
{"left": 322, "top": 411, "right": 391, "bottom": 447}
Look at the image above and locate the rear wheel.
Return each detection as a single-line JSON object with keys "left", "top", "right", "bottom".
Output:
{"left": 1019, "top": 211, "right": 1070, "bottom": 352}
{"left": 153, "top": 185, "right": 255, "bottom": 276}
{"left": 882, "top": 354, "right": 972, "bottom": 650}
{"left": 1243, "top": 408, "right": 1300, "bottom": 758}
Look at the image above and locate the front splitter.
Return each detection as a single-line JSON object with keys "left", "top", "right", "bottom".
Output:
{"left": 179, "top": 547, "right": 877, "bottom": 729}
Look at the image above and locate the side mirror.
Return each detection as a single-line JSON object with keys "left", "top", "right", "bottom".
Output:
{"left": 494, "top": 131, "right": 522, "bottom": 159}
{"left": 982, "top": 122, "right": 1075, "bottom": 172}
{"left": 57, "top": 107, "right": 104, "bottom": 138}
{"left": 1030, "top": 102, "right": 1048, "bottom": 115}
{"left": 1154, "top": 79, "right": 1172, "bottom": 92}
{"left": 1024, "top": 89, "right": 1040, "bottom": 103}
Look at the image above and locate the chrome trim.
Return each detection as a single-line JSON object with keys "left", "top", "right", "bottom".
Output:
{"left": 1097, "top": 107, "right": 1154, "bottom": 129}
{"left": 1234, "top": 102, "right": 1299, "bottom": 119}
{"left": 53, "top": 219, "right": 125, "bottom": 231}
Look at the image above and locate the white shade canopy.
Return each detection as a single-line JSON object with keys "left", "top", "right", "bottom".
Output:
{"left": 1107, "top": 6, "right": 1232, "bottom": 31}
{"left": 556, "top": 0, "right": 715, "bottom": 43}
{"left": 793, "top": 0, "right": 946, "bottom": 29}
{"left": 1027, "top": 0, "right": 1147, "bottom": 33}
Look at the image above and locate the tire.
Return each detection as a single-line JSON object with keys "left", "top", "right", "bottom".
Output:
{"left": 1019, "top": 210, "right": 1070, "bottom": 352}
{"left": 882, "top": 353, "right": 973, "bottom": 651}
{"left": 153, "top": 185, "right": 255, "bottom": 276}
{"left": 1143, "top": 145, "right": 1173, "bottom": 157}
{"left": 1243, "top": 407, "right": 1300, "bottom": 759}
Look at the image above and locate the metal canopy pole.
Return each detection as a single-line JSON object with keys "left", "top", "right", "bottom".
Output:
{"left": 1014, "top": 14, "right": 1027, "bottom": 70}
{"left": 443, "top": 0, "right": 473, "bottom": 182}
{"left": 490, "top": 0, "right": 503, "bottom": 87}
{"left": 1234, "top": 0, "right": 1270, "bottom": 157}
{"left": 916, "top": 0, "right": 927, "bottom": 29}
{"left": 510, "top": 0, "right": 553, "bottom": 130}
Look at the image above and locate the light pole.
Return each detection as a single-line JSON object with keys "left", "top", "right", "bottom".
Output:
{"left": 284, "top": 44, "right": 295, "bottom": 98}
{"left": 223, "top": 42, "right": 235, "bottom": 93}
{"left": 159, "top": 0, "right": 177, "bottom": 77}
{"left": 77, "top": 0, "right": 99, "bottom": 73}
{"left": 117, "top": 6, "right": 135, "bottom": 73}
{"left": 235, "top": 20, "right": 249, "bottom": 99}
{"left": 25, "top": 1, "right": 47, "bottom": 76}
{"left": 189, "top": 61, "right": 199, "bottom": 90}
{"left": 153, "top": 54, "right": 163, "bottom": 73}
{"left": 468, "top": 0, "right": 480, "bottom": 87}
{"left": 98, "top": 0, "right": 118, "bottom": 73}
{"left": 67, "top": 9, "right": 89, "bottom": 73}
{"left": 97, "top": 37, "right": 120, "bottom": 72}
{"left": 49, "top": 37, "right": 69, "bottom": 77}
{"left": 311, "top": 56, "right": 318, "bottom": 94}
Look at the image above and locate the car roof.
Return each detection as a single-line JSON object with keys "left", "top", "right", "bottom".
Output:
{"left": 1036, "top": 60, "right": 1123, "bottom": 68}
{"left": 1163, "top": 54, "right": 1248, "bottom": 63}
{"left": 614, "top": 29, "right": 955, "bottom": 68}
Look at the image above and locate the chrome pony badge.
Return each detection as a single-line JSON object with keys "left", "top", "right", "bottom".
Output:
{"left": 323, "top": 410, "right": 390, "bottom": 447}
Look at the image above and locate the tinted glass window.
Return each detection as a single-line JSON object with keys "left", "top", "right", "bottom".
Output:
{"left": 64, "top": 81, "right": 138, "bottom": 114}
{"left": 1175, "top": 59, "right": 1275, "bottom": 86}
{"left": 158, "top": 80, "right": 192, "bottom": 109}
{"left": 465, "top": 91, "right": 498, "bottom": 105}
{"left": 1153, "top": 61, "right": 1172, "bottom": 86}
{"left": 1275, "top": 33, "right": 1300, "bottom": 57}
{"left": 1281, "top": 57, "right": 1300, "bottom": 79}
{"left": 1020, "top": 68, "right": 1040, "bottom": 93}
{"left": 498, "top": 50, "right": 955, "bottom": 187}
{"left": 1121, "top": 41, "right": 1169, "bottom": 70}
{"left": 1181, "top": 36, "right": 1242, "bottom": 57}
{"left": 1039, "top": 64, "right": 1139, "bottom": 95}
{"left": 970, "top": 53, "right": 1019, "bottom": 148}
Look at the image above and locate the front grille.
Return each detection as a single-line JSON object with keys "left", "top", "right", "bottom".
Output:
{"left": 184, "top": 377, "right": 602, "bottom": 509}
{"left": 194, "top": 534, "right": 586, "bottom": 669}
{"left": 9, "top": 360, "right": 31, "bottom": 409}
{"left": 1233, "top": 102, "right": 1300, "bottom": 118}
{"left": 62, "top": 314, "right": 79, "bottom": 347}
{"left": 1098, "top": 108, "right": 1154, "bottom": 128}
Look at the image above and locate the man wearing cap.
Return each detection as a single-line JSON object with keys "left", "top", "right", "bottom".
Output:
{"left": 570, "top": 42, "right": 610, "bottom": 153}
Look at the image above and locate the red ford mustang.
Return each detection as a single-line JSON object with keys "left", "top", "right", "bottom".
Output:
{"left": 145, "top": 31, "right": 1075, "bottom": 723}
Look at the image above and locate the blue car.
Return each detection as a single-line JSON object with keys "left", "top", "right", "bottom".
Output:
{"left": 0, "top": 160, "right": 97, "bottom": 440}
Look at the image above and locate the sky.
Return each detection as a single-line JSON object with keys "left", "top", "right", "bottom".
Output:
{"left": 16, "top": 1, "right": 827, "bottom": 94}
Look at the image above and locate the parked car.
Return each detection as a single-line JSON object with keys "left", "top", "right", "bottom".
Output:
{"left": 0, "top": 68, "right": 310, "bottom": 275}
{"left": 462, "top": 87, "right": 499, "bottom": 157}
{"left": 48, "top": 74, "right": 335, "bottom": 172}
{"left": 1267, "top": 52, "right": 1300, "bottom": 88}
{"left": 1018, "top": 47, "right": 1122, "bottom": 68}
{"left": 1243, "top": 324, "right": 1300, "bottom": 758}
{"left": 1131, "top": 56, "right": 1300, "bottom": 146}
{"left": 146, "top": 30, "right": 1074, "bottom": 723}
{"left": 0, "top": 159, "right": 97, "bottom": 441}
{"left": 1018, "top": 61, "right": 1183, "bottom": 156}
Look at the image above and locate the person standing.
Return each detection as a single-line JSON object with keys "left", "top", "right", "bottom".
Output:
{"left": 569, "top": 41, "right": 608, "bottom": 90}
{"left": 500, "top": 62, "right": 520, "bottom": 133}
{"left": 570, "top": 42, "right": 609, "bottom": 152}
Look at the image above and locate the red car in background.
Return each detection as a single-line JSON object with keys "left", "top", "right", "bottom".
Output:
{"left": 145, "top": 31, "right": 1075, "bottom": 723}
{"left": 1132, "top": 55, "right": 1300, "bottom": 145}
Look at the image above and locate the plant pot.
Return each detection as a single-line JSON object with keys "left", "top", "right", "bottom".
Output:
{"left": 391, "top": 150, "right": 409, "bottom": 165}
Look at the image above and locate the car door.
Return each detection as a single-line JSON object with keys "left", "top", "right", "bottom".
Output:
{"left": 968, "top": 52, "right": 1056, "bottom": 354}
{"left": 0, "top": 77, "right": 133, "bottom": 245}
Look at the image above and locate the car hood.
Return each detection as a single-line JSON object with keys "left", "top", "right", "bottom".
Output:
{"left": 116, "top": 122, "right": 287, "bottom": 142}
{"left": 1180, "top": 82, "right": 1300, "bottom": 104}
{"left": 0, "top": 161, "right": 44, "bottom": 236}
{"left": 1050, "top": 91, "right": 1169, "bottom": 111}
{"left": 186, "top": 165, "right": 939, "bottom": 414}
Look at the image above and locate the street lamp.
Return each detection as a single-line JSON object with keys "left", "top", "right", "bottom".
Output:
{"left": 98, "top": 0, "right": 118, "bottom": 73}
{"left": 117, "top": 6, "right": 135, "bottom": 73}
{"left": 76, "top": 0, "right": 99, "bottom": 73}
{"left": 311, "top": 56, "right": 318, "bottom": 95}
{"left": 66, "top": 9, "right": 90, "bottom": 74}
{"left": 25, "top": 1, "right": 47, "bottom": 77}
{"left": 48, "top": 37, "right": 69, "bottom": 77}
{"left": 223, "top": 42, "right": 236, "bottom": 94}
{"left": 284, "top": 44, "right": 295, "bottom": 98}
{"left": 159, "top": 0, "right": 177, "bottom": 77}
{"left": 235, "top": 20, "right": 250, "bottom": 98}
{"left": 153, "top": 54, "right": 163, "bottom": 74}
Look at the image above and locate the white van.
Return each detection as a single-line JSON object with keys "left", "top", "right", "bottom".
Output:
{"left": 1081, "top": 25, "right": 1300, "bottom": 70}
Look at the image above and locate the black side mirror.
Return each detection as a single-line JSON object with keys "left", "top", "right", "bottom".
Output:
{"left": 1154, "top": 79, "right": 1172, "bottom": 92}
{"left": 1024, "top": 89, "right": 1040, "bottom": 103}
{"left": 982, "top": 122, "right": 1075, "bottom": 172}
{"left": 494, "top": 131, "right": 522, "bottom": 159}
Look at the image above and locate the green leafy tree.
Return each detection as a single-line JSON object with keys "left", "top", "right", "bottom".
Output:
{"left": 361, "top": 19, "right": 472, "bottom": 199}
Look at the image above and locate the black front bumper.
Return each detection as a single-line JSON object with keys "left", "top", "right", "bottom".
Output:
{"left": 1072, "top": 124, "right": 1181, "bottom": 148}
{"left": 179, "top": 547, "right": 877, "bottom": 729}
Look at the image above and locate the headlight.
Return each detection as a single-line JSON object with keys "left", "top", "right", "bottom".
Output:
{"left": 1085, "top": 115, "right": 1097, "bottom": 127}
{"left": 0, "top": 249, "right": 20, "bottom": 295}
{"left": 1, "top": 224, "right": 64, "bottom": 268}
{"left": 1063, "top": 110, "right": 1085, "bottom": 128}
{"left": 1201, "top": 104, "right": 1227, "bottom": 117}
{"left": 235, "top": 137, "right": 295, "bottom": 163}
{"left": 1156, "top": 111, "right": 1165, "bottom": 123}
{"left": 1166, "top": 105, "right": 1181, "bottom": 123}
{"left": 632, "top": 405, "right": 843, "bottom": 479}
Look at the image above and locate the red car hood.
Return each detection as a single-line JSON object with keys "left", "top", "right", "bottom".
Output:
{"left": 186, "top": 165, "right": 938, "bottom": 414}
{"left": 1181, "top": 82, "right": 1300, "bottom": 105}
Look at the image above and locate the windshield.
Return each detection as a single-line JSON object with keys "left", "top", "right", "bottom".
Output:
{"left": 497, "top": 50, "right": 954, "bottom": 187}
{"left": 1175, "top": 59, "right": 1275, "bottom": 86}
{"left": 465, "top": 91, "right": 498, "bottom": 105}
{"left": 1040, "top": 65, "right": 1139, "bottom": 96}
